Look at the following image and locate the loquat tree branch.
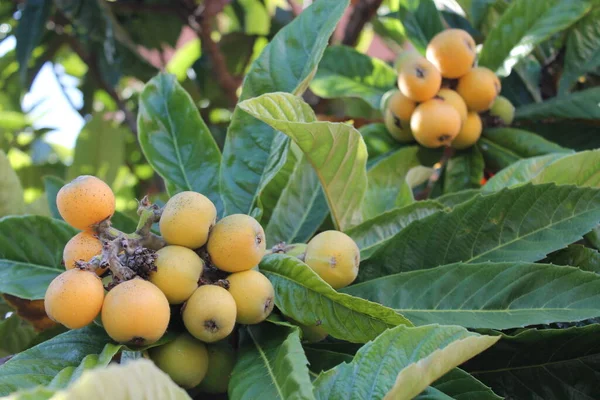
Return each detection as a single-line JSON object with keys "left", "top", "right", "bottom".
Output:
{"left": 342, "top": 0, "right": 383, "bottom": 46}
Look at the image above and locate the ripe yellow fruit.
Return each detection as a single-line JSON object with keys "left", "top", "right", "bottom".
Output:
{"left": 44, "top": 269, "right": 104, "bottom": 329}
{"left": 397, "top": 55, "right": 442, "bottom": 102}
{"left": 57, "top": 175, "right": 115, "bottom": 231}
{"left": 207, "top": 214, "right": 266, "bottom": 273}
{"left": 436, "top": 89, "right": 468, "bottom": 122}
{"left": 387, "top": 90, "right": 417, "bottom": 122}
{"left": 149, "top": 245, "right": 204, "bottom": 304}
{"left": 410, "top": 98, "right": 462, "bottom": 148}
{"left": 384, "top": 109, "right": 414, "bottom": 143}
{"left": 426, "top": 29, "right": 476, "bottom": 78}
{"left": 489, "top": 95, "right": 515, "bottom": 125}
{"left": 63, "top": 231, "right": 105, "bottom": 275}
{"left": 304, "top": 230, "right": 360, "bottom": 289}
{"left": 101, "top": 278, "right": 170, "bottom": 345}
{"left": 149, "top": 333, "right": 208, "bottom": 389}
{"left": 183, "top": 285, "right": 237, "bottom": 343}
{"left": 227, "top": 270, "right": 275, "bottom": 325}
{"left": 198, "top": 342, "right": 236, "bottom": 394}
{"left": 457, "top": 67, "right": 501, "bottom": 112}
{"left": 452, "top": 112, "right": 483, "bottom": 150}
{"left": 160, "top": 191, "right": 217, "bottom": 249}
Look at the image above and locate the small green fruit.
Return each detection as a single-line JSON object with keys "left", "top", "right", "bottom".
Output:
{"left": 489, "top": 95, "right": 515, "bottom": 125}
{"left": 198, "top": 342, "right": 237, "bottom": 394}
{"left": 384, "top": 109, "right": 414, "bottom": 143}
{"left": 149, "top": 333, "right": 209, "bottom": 389}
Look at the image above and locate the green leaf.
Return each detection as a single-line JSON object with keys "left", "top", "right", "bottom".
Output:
{"left": 166, "top": 39, "right": 201, "bottom": 81}
{"left": 15, "top": 0, "right": 52, "bottom": 82}
{"left": 466, "top": 324, "right": 600, "bottom": 400}
{"left": 312, "top": 324, "right": 498, "bottom": 400}
{"left": 346, "top": 201, "right": 444, "bottom": 260}
{"left": 482, "top": 153, "right": 566, "bottom": 192}
{"left": 0, "top": 325, "right": 110, "bottom": 396}
{"left": 305, "top": 348, "right": 353, "bottom": 377}
{"left": 363, "top": 147, "right": 420, "bottom": 220}
{"left": 309, "top": 46, "right": 397, "bottom": 110}
{"left": 357, "top": 183, "right": 600, "bottom": 282}
{"left": 0, "top": 215, "right": 77, "bottom": 299}
{"left": 259, "top": 254, "right": 412, "bottom": 343}
{"left": 428, "top": 368, "right": 501, "bottom": 400}
{"left": 229, "top": 322, "right": 315, "bottom": 400}
{"left": 559, "top": 7, "right": 600, "bottom": 93}
{"left": 345, "top": 262, "right": 600, "bottom": 329}
{"left": 478, "top": 0, "right": 591, "bottom": 76}
{"left": 220, "top": 0, "right": 349, "bottom": 216}
{"left": 43, "top": 176, "right": 64, "bottom": 220}
{"left": 443, "top": 147, "right": 484, "bottom": 194}
{"left": 138, "top": 73, "right": 223, "bottom": 213}
{"left": 395, "top": 0, "right": 445, "bottom": 54}
{"left": 435, "top": 189, "right": 480, "bottom": 208}
{"left": 0, "top": 314, "right": 36, "bottom": 357}
{"left": 545, "top": 244, "right": 600, "bottom": 274}
{"left": 67, "top": 116, "right": 126, "bottom": 187}
{"left": 516, "top": 86, "right": 600, "bottom": 120}
{"left": 48, "top": 343, "right": 122, "bottom": 389}
{"left": 532, "top": 149, "right": 600, "bottom": 187}
{"left": 265, "top": 155, "right": 328, "bottom": 246}
{"left": 478, "top": 127, "right": 571, "bottom": 170}
{"left": 238, "top": 92, "right": 368, "bottom": 231}
{"left": 358, "top": 123, "right": 401, "bottom": 160}
{"left": 0, "top": 150, "right": 24, "bottom": 218}
{"left": 5, "top": 359, "right": 192, "bottom": 400}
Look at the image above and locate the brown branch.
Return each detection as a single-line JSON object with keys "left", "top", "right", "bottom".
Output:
{"left": 342, "top": 0, "right": 383, "bottom": 46}
{"left": 185, "top": 0, "right": 240, "bottom": 106}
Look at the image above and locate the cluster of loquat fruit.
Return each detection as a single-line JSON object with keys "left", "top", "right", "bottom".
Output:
{"left": 383, "top": 28, "right": 515, "bottom": 149}
{"left": 42, "top": 174, "right": 361, "bottom": 392}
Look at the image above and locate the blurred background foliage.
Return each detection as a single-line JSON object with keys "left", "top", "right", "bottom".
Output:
{"left": 1, "top": 0, "right": 599, "bottom": 223}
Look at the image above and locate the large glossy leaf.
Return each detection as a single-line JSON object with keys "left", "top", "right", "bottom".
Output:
{"left": 138, "top": 73, "right": 222, "bottom": 213}
{"left": 15, "top": 0, "right": 52, "bottom": 82}
{"left": 478, "top": 128, "right": 571, "bottom": 170}
{"left": 0, "top": 325, "right": 110, "bottom": 395}
{"left": 559, "top": 7, "right": 600, "bottom": 93}
{"left": 363, "top": 147, "right": 420, "bottom": 220}
{"left": 516, "top": 86, "right": 600, "bottom": 120}
{"left": 0, "top": 150, "right": 24, "bottom": 218}
{"left": 427, "top": 368, "right": 501, "bottom": 400}
{"left": 357, "top": 183, "right": 600, "bottom": 282}
{"left": 220, "top": 0, "right": 348, "bottom": 216}
{"left": 345, "top": 262, "right": 600, "bottom": 329}
{"left": 0, "top": 216, "right": 77, "bottom": 299}
{"left": 238, "top": 92, "right": 368, "bottom": 231}
{"left": 0, "top": 314, "right": 36, "bottom": 358}
{"left": 312, "top": 324, "right": 498, "bottom": 400}
{"left": 229, "top": 322, "right": 315, "bottom": 400}
{"left": 466, "top": 324, "right": 600, "bottom": 399}
{"left": 545, "top": 244, "right": 600, "bottom": 274}
{"left": 532, "top": 149, "right": 600, "bottom": 187}
{"left": 67, "top": 115, "right": 127, "bottom": 187}
{"left": 47, "top": 343, "right": 122, "bottom": 389}
{"left": 478, "top": 0, "right": 591, "bottom": 76}
{"left": 435, "top": 189, "right": 480, "bottom": 208}
{"left": 395, "top": 0, "right": 445, "bottom": 54}
{"left": 310, "top": 46, "right": 396, "bottom": 110}
{"left": 259, "top": 254, "right": 411, "bottom": 343}
{"left": 443, "top": 147, "right": 484, "bottom": 194}
{"left": 6, "top": 359, "right": 191, "bottom": 400}
{"left": 346, "top": 201, "right": 444, "bottom": 260}
{"left": 265, "top": 155, "right": 328, "bottom": 246}
{"left": 482, "top": 153, "right": 566, "bottom": 192}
